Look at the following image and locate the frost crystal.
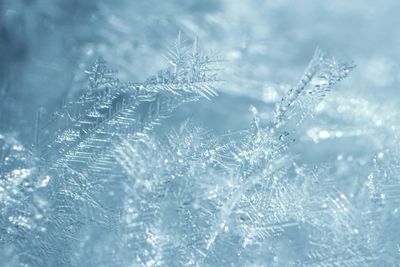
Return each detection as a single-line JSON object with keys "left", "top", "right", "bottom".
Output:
{"left": 1, "top": 27, "right": 399, "bottom": 267}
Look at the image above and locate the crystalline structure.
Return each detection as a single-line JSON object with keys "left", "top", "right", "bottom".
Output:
{"left": 1, "top": 1, "right": 400, "bottom": 266}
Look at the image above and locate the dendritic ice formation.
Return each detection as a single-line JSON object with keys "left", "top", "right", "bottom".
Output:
{"left": 1, "top": 34, "right": 400, "bottom": 267}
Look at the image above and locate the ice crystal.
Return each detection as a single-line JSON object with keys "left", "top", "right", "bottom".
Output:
{"left": 1, "top": 7, "right": 399, "bottom": 265}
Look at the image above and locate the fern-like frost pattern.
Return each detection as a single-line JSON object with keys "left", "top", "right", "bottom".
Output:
{"left": 1, "top": 32, "right": 399, "bottom": 267}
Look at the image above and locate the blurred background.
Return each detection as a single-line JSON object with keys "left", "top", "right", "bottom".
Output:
{"left": 1, "top": 0, "right": 399, "bottom": 151}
